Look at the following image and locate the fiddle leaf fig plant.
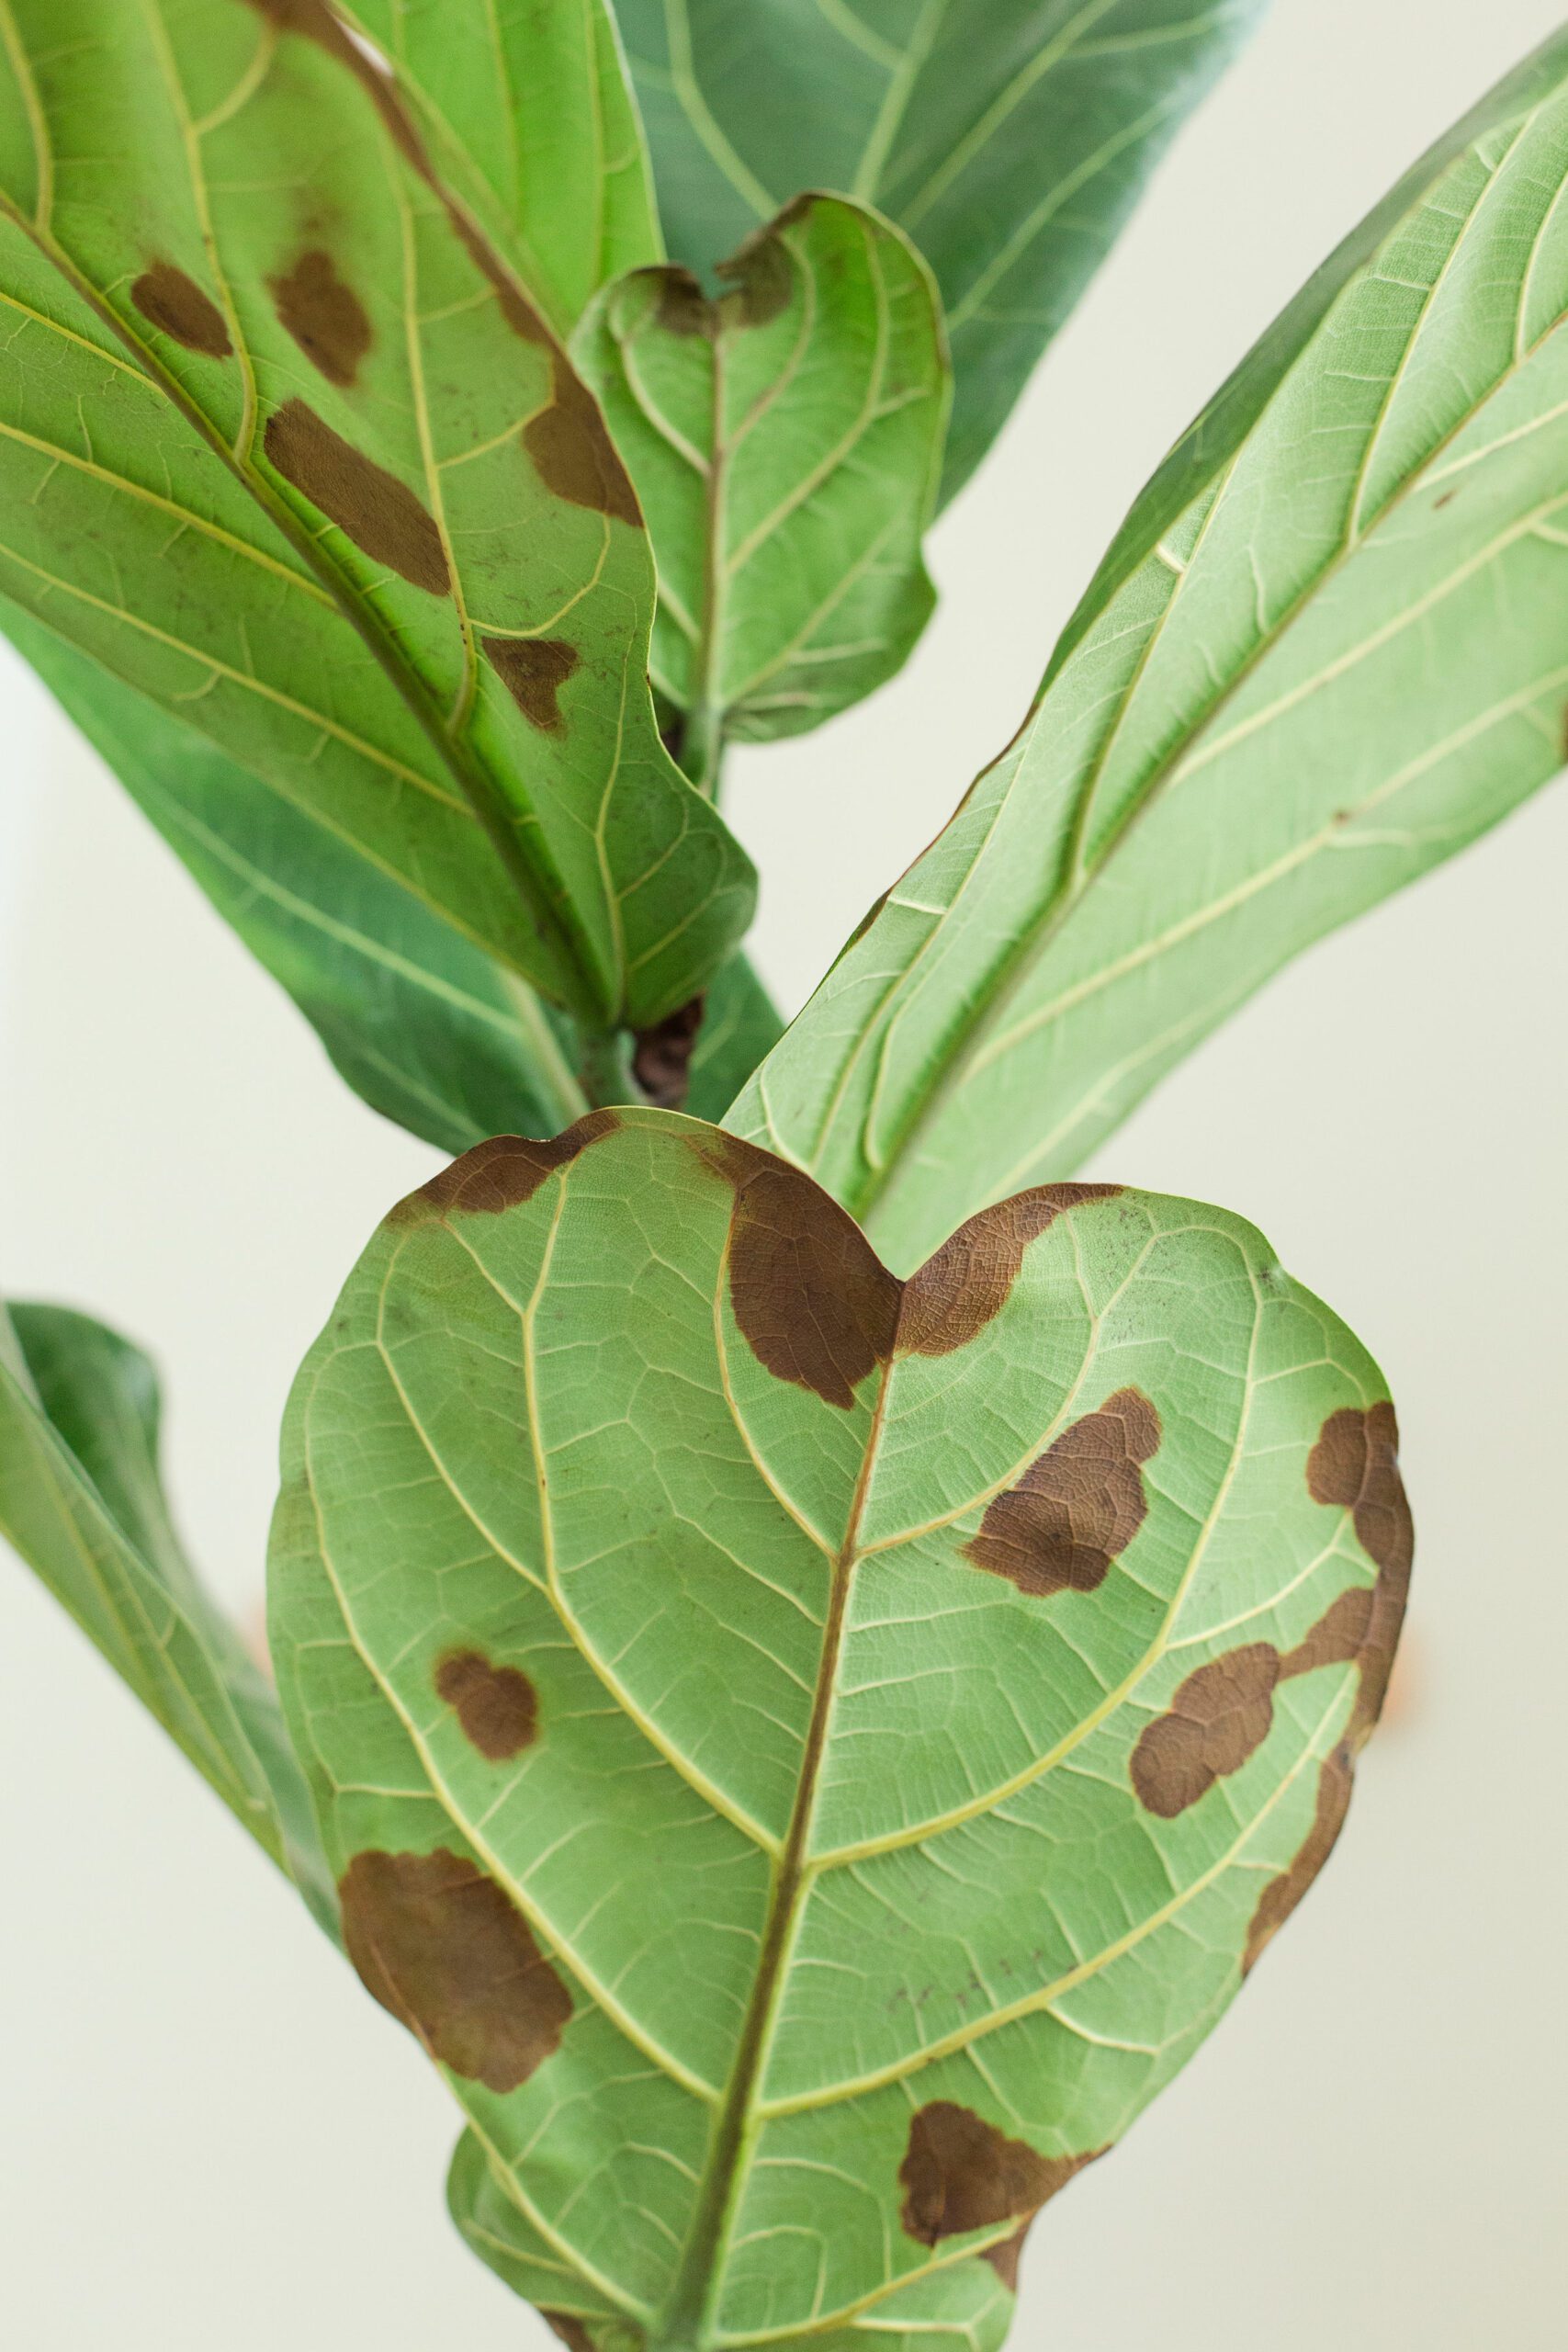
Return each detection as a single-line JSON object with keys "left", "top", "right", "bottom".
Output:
{"left": 1, "top": 0, "right": 1563, "bottom": 2340}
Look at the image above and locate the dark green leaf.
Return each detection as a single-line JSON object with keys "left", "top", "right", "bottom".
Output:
{"left": 1, "top": 1299, "right": 337, "bottom": 1936}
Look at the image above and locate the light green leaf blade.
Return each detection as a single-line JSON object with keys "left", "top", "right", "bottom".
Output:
{"left": 575, "top": 191, "right": 949, "bottom": 775}
{"left": 615, "top": 0, "right": 1267, "bottom": 500}
{"left": 344, "top": 0, "right": 663, "bottom": 332}
{"left": 729, "top": 27, "right": 1568, "bottom": 1272}
{"left": 270, "top": 1107, "right": 1408, "bottom": 2338}
{"left": 0, "top": 0, "right": 753, "bottom": 1028}
{"left": 1, "top": 1298, "right": 337, "bottom": 1935}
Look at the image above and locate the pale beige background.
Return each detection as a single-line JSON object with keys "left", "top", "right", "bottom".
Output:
{"left": 4, "top": 1, "right": 1566, "bottom": 2343}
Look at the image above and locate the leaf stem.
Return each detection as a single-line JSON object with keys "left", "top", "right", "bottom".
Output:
{"left": 648, "top": 1365, "right": 894, "bottom": 2351}
{"left": 577, "top": 1025, "right": 638, "bottom": 1109}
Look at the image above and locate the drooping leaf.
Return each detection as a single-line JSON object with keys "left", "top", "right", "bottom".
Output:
{"left": 270, "top": 1106, "right": 1408, "bottom": 2342}
{"left": 615, "top": 0, "right": 1267, "bottom": 499}
{"left": 0, "top": 0, "right": 753, "bottom": 1030}
{"left": 342, "top": 0, "right": 663, "bottom": 333}
{"left": 576, "top": 192, "right": 949, "bottom": 779}
{"left": 0, "top": 1299, "right": 337, "bottom": 1936}
{"left": 730, "top": 28, "right": 1568, "bottom": 1271}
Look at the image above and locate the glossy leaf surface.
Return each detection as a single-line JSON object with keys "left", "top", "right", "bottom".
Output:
{"left": 733, "top": 28, "right": 1568, "bottom": 1271}
{"left": 576, "top": 193, "right": 948, "bottom": 775}
{"left": 0, "top": 1300, "right": 336, "bottom": 1933}
{"left": 615, "top": 0, "right": 1265, "bottom": 498}
{"left": 0, "top": 0, "right": 752, "bottom": 1028}
{"left": 271, "top": 1107, "right": 1408, "bottom": 2343}
{"left": 344, "top": 0, "right": 662, "bottom": 332}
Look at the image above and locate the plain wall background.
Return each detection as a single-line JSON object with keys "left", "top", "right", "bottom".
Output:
{"left": 4, "top": 0, "right": 1566, "bottom": 2342}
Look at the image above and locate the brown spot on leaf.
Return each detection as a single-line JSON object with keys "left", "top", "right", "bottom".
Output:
{"left": 1243, "top": 1744, "right": 1355, "bottom": 1973}
{"left": 964, "top": 1387, "right": 1161, "bottom": 1597}
{"left": 269, "top": 248, "right": 373, "bottom": 386}
{"left": 1131, "top": 1644, "right": 1282, "bottom": 1818}
{"left": 632, "top": 996, "right": 705, "bottom": 1110}
{"left": 130, "top": 261, "right": 231, "bottom": 357}
{"left": 900, "top": 1184, "right": 1123, "bottom": 1358}
{"left": 435, "top": 1650, "right": 537, "bottom": 1760}
{"left": 717, "top": 200, "right": 808, "bottom": 327}
{"left": 1306, "top": 1399, "right": 1412, "bottom": 1735}
{"left": 980, "top": 2220, "right": 1031, "bottom": 2291}
{"left": 541, "top": 2319, "right": 595, "bottom": 2352}
{"left": 525, "top": 357, "right": 643, "bottom": 526}
{"left": 243, "top": 1, "right": 553, "bottom": 354}
{"left": 483, "top": 636, "right": 580, "bottom": 733}
{"left": 899, "top": 2103, "right": 1100, "bottom": 2247}
{"left": 713, "top": 1136, "right": 901, "bottom": 1409}
{"left": 1277, "top": 1586, "right": 1373, "bottom": 1683}
{"left": 265, "top": 399, "right": 448, "bottom": 593}
{"left": 242, "top": 0, "right": 428, "bottom": 174}
{"left": 396, "top": 1112, "right": 622, "bottom": 1221}
{"left": 339, "top": 1849, "right": 570, "bottom": 2091}
{"left": 654, "top": 267, "right": 714, "bottom": 337}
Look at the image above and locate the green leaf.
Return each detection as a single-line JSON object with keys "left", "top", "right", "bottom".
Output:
{"left": 615, "top": 0, "right": 1267, "bottom": 500}
{"left": 271, "top": 1107, "right": 1408, "bottom": 2342}
{"left": 1, "top": 1298, "right": 338, "bottom": 1937}
{"left": 343, "top": 0, "right": 663, "bottom": 333}
{"left": 0, "top": 0, "right": 754, "bottom": 1029}
{"left": 4, "top": 598, "right": 782, "bottom": 1148}
{"left": 730, "top": 27, "right": 1568, "bottom": 1272}
{"left": 575, "top": 192, "right": 949, "bottom": 781}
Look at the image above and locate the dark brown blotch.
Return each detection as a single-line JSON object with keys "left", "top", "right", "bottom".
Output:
{"left": 1306, "top": 1399, "right": 1412, "bottom": 1735}
{"left": 525, "top": 357, "right": 643, "bottom": 526}
{"left": 654, "top": 267, "right": 715, "bottom": 337}
{"left": 633, "top": 995, "right": 705, "bottom": 1111}
{"left": 395, "top": 1113, "right": 622, "bottom": 1222}
{"left": 964, "top": 1386, "right": 1161, "bottom": 1598}
{"left": 339, "top": 1848, "right": 570, "bottom": 2091}
{"left": 1130, "top": 1644, "right": 1281, "bottom": 1818}
{"left": 899, "top": 2102, "right": 1101, "bottom": 2249}
{"left": 269, "top": 248, "right": 373, "bottom": 386}
{"left": 900, "top": 1184, "right": 1123, "bottom": 1358}
{"left": 243, "top": 0, "right": 429, "bottom": 175}
{"left": 1277, "top": 1585, "right": 1373, "bottom": 1684}
{"left": 712, "top": 1136, "right": 902, "bottom": 1410}
{"left": 483, "top": 636, "right": 581, "bottom": 734}
{"left": 435, "top": 1649, "right": 537, "bottom": 1760}
{"left": 717, "top": 201, "right": 808, "bottom": 328}
{"left": 130, "top": 261, "right": 231, "bottom": 357}
{"left": 265, "top": 399, "right": 448, "bottom": 594}
{"left": 1244, "top": 1744, "right": 1355, "bottom": 1973}
{"left": 541, "top": 2318, "right": 595, "bottom": 2352}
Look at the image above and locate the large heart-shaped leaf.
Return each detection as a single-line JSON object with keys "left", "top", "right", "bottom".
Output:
{"left": 0, "top": 1298, "right": 336, "bottom": 1935}
{"left": 343, "top": 0, "right": 663, "bottom": 333}
{"left": 270, "top": 1106, "right": 1408, "bottom": 2342}
{"left": 2, "top": 599, "right": 783, "bottom": 1148}
{"left": 0, "top": 0, "right": 753, "bottom": 1029}
{"left": 576, "top": 192, "right": 949, "bottom": 781}
{"left": 615, "top": 0, "right": 1267, "bottom": 500}
{"left": 730, "top": 26, "right": 1568, "bottom": 1270}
